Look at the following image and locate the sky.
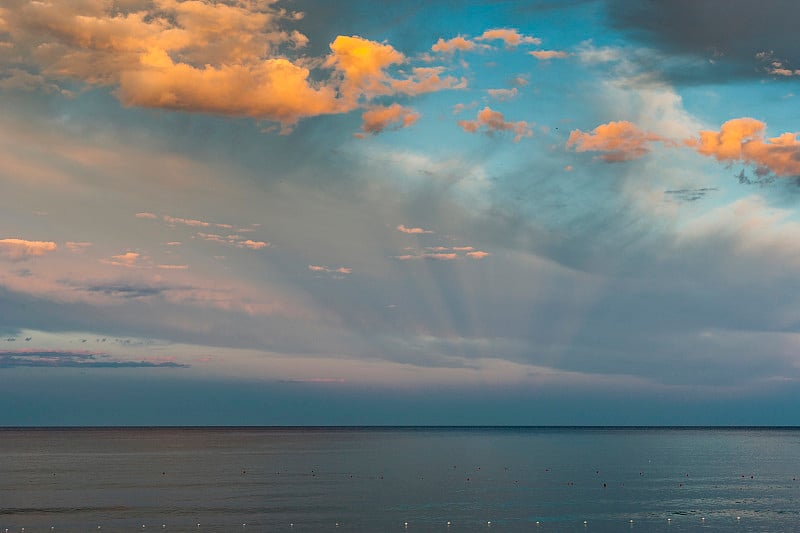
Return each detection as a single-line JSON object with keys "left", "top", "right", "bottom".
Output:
{"left": 2, "top": 0, "right": 800, "bottom": 425}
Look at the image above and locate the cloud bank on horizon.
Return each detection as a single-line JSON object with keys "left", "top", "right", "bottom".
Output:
{"left": 2, "top": 0, "right": 800, "bottom": 423}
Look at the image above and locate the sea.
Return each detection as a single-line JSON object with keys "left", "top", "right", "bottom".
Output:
{"left": 1, "top": 427, "right": 799, "bottom": 532}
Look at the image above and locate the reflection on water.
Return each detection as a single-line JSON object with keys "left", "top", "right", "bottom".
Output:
{"left": 1, "top": 427, "right": 799, "bottom": 531}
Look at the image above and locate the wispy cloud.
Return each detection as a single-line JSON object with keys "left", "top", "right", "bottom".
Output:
{"left": 308, "top": 265, "right": 353, "bottom": 275}
{"left": 0, "top": 350, "right": 188, "bottom": 368}
{"left": 397, "top": 224, "right": 433, "bottom": 234}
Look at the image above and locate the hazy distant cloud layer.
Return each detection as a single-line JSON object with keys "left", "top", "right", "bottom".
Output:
{"left": 0, "top": 350, "right": 188, "bottom": 368}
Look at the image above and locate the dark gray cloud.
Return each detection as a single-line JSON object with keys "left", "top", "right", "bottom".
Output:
{"left": 663, "top": 187, "right": 718, "bottom": 202}
{"left": 606, "top": 0, "right": 800, "bottom": 84}
{"left": 0, "top": 350, "right": 188, "bottom": 368}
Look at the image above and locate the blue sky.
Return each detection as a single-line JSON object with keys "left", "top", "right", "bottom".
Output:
{"left": 2, "top": 0, "right": 800, "bottom": 425}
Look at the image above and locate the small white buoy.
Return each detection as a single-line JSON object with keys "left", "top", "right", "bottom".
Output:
{"left": 629, "top": 519, "right": 634, "bottom": 523}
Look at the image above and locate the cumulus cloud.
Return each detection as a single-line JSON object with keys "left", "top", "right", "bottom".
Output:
{"left": 431, "top": 35, "right": 476, "bottom": 53}
{"left": 196, "top": 232, "right": 268, "bottom": 250}
{"left": 0, "top": 238, "right": 57, "bottom": 261}
{"left": 687, "top": 118, "right": 800, "bottom": 177}
{"left": 566, "top": 121, "right": 664, "bottom": 162}
{"left": 458, "top": 106, "right": 532, "bottom": 142}
{"left": 359, "top": 104, "right": 419, "bottom": 135}
{"left": 529, "top": 50, "right": 569, "bottom": 60}
{"left": 397, "top": 224, "right": 433, "bottom": 234}
{"left": 475, "top": 28, "right": 541, "bottom": 47}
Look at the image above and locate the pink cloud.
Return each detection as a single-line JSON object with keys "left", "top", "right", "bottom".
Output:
{"left": 0, "top": 238, "right": 57, "bottom": 260}
{"left": 458, "top": 106, "right": 532, "bottom": 142}
{"left": 466, "top": 250, "right": 490, "bottom": 259}
{"left": 566, "top": 121, "right": 664, "bottom": 161}
{"left": 135, "top": 212, "right": 158, "bottom": 219}
{"left": 157, "top": 264, "right": 189, "bottom": 270}
{"left": 397, "top": 224, "right": 433, "bottom": 234}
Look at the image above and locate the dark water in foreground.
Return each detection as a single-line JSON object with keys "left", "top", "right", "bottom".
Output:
{"left": 2, "top": 427, "right": 800, "bottom": 532}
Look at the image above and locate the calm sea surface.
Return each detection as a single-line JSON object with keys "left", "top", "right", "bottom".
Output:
{"left": 2, "top": 427, "right": 800, "bottom": 532}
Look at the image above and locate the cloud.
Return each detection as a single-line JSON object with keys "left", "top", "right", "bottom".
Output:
{"left": 135, "top": 212, "right": 158, "bottom": 219}
{"left": 157, "top": 264, "right": 189, "bottom": 270}
{"left": 395, "top": 253, "right": 458, "bottom": 261}
{"left": 458, "top": 106, "right": 532, "bottom": 142}
{"left": 308, "top": 265, "right": 352, "bottom": 275}
{"left": 397, "top": 224, "right": 433, "bottom": 234}
{"left": 64, "top": 242, "right": 92, "bottom": 253}
{"left": 82, "top": 282, "right": 169, "bottom": 299}
{"left": 529, "top": 50, "right": 569, "bottom": 60}
{"left": 687, "top": 118, "right": 800, "bottom": 177}
{"left": 325, "top": 34, "right": 405, "bottom": 104}
{"left": 475, "top": 28, "right": 541, "bottom": 47}
{"left": 163, "top": 214, "right": 211, "bottom": 228}
{"left": 2, "top": 2, "right": 463, "bottom": 132}
{"left": 606, "top": 0, "right": 800, "bottom": 84}
{"left": 487, "top": 88, "right": 518, "bottom": 101}
{"left": 0, "top": 238, "right": 57, "bottom": 261}
{"left": 240, "top": 239, "right": 269, "bottom": 250}
{"left": 389, "top": 67, "right": 466, "bottom": 96}
{"left": 431, "top": 36, "right": 476, "bottom": 54}
{"left": 0, "top": 350, "right": 188, "bottom": 368}
{"left": 359, "top": 104, "right": 420, "bottom": 135}
{"left": 101, "top": 252, "right": 148, "bottom": 268}
{"left": 566, "top": 121, "right": 664, "bottom": 161}
{"left": 466, "top": 251, "right": 490, "bottom": 259}
{"left": 396, "top": 246, "right": 489, "bottom": 261}
{"left": 196, "top": 232, "right": 269, "bottom": 250}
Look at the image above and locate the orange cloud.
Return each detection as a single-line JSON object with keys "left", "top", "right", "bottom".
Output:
{"left": 4, "top": 2, "right": 462, "bottom": 132}
{"left": 240, "top": 239, "right": 269, "bottom": 250}
{"left": 687, "top": 118, "right": 800, "bottom": 177}
{"left": 397, "top": 224, "right": 433, "bottom": 234}
{"left": 566, "top": 121, "right": 663, "bottom": 161}
{"left": 359, "top": 104, "right": 419, "bottom": 135}
{"left": 0, "top": 238, "right": 57, "bottom": 260}
{"left": 431, "top": 36, "right": 476, "bottom": 53}
{"left": 157, "top": 264, "right": 189, "bottom": 270}
{"left": 475, "top": 28, "right": 541, "bottom": 47}
{"left": 326, "top": 35, "right": 405, "bottom": 103}
{"left": 529, "top": 50, "right": 569, "bottom": 60}
{"left": 458, "top": 106, "right": 532, "bottom": 142}
{"left": 135, "top": 212, "right": 158, "bottom": 219}
{"left": 466, "top": 250, "right": 490, "bottom": 259}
